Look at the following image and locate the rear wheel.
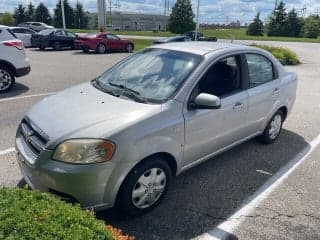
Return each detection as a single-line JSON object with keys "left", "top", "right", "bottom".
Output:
{"left": 126, "top": 43, "right": 133, "bottom": 53}
{"left": 0, "top": 66, "right": 15, "bottom": 93}
{"left": 96, "top": 43, "right": 106, "bottom": 54}
{"left": 39, "top": 44, "right": 46, "bottom": 50}
{"left": 53, "top": 41, "right": 61, "bottom": 51}
{"left": 117, "top": 157, "right": 171, "bottom": 216}
{"left": 260, "top": 110, "right": 284, "bottom": 144}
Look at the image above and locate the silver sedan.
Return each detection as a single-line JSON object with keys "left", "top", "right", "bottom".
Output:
{"left": 15, "top": 42, "right": 297, "bottom": 215}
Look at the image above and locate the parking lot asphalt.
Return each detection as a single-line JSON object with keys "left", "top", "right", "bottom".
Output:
{"left": 0, "top": 42, "right": 320, "bottom": 240}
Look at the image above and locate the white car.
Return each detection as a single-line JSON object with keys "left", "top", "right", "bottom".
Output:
{"left": 18, "top": 22, "right": 54, "bottom": 32}
{"left": 0, "top": 25, "right": 31, "bottom": 92}
{"left": 10, "top": 27, "right": 36, "bottom": 47}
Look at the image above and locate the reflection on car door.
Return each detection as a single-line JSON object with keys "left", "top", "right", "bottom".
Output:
{"left": 183, "top": 55, "right": 249, "bottom": 167}
{"left": 245, "top": 53, "right": 281, "bottom": 134}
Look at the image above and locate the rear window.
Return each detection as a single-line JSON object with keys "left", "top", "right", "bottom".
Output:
{"left": 85, "top": 34, "right": 98, "bottom": 38}
{"left": 38, "top": 29, "right": 54, "bottom": 35}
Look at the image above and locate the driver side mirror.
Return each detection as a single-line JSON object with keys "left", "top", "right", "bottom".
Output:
{"left": 189, "top": 93, "right": 221, "bottom": 109}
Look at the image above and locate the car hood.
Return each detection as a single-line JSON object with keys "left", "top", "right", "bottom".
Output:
{"left": 26, "top": 82, "right": 161, "bottom": 148}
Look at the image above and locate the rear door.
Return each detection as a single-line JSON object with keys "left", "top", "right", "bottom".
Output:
{"left": 244, "top": 53, "right": 281, "bottom": 134}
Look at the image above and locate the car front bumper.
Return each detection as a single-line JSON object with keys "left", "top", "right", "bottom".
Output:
{"left": 15, "top": 134, "right": 116, "bottom": 210}
{"left": 16, "top": 66, "right": 31, "bottom": 77}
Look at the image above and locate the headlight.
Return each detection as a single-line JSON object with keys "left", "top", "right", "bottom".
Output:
{"left": 52, "top": 139, "right": 115, "bottom": 164}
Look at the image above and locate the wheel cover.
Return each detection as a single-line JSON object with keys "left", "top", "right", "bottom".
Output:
{"left": 98, "top": 44, "right": 105, "bottom": 53}
{"left": 0, "top": 69, "right": 12, "bottom": 91}
{"left": 268, "top": 114, "right": 282, "bottom": 139}
{"left": 132, "top": 168, "right": 167, "bottom": 209}
{"left": 127, "top": 44, "right": 132, "bottom": 52}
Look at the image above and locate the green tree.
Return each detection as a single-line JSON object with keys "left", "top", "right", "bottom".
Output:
{"left": 0, "top": 12, "right": 15, "bottom": 26}
{"left": 246, "top": 12, "right": 264, "bottom": 36}
{"left": 284, "top": 9, "right": 303, "bottom": 37}
{"left": 303, "top": 15, "right": 320, "bottom": 38}
{"left": 53, "top": 0, "right": 74, "bottom": 28}
{"left": 25, "top": 1, "right": 35, "bottom": 21}
{"left": 268, "top": 1, "right": 287, "bottom": 36}
{"left": 35, "top": 2, "right": 52, "bottom": 24}
{"left": 74, "top": 2, "right": 88, "bottom": 29}
{"left": 168, "top": 0, "right": 195, "bottom": 34}
{"left": 13, "top": 4, "right": 26, "bottom": 24}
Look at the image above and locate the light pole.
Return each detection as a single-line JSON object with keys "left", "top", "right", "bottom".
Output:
{"left": 195, "top": 0, "right": 200, "bottom": 41}
{"left": 97, "top": 0, "right": 106, "bottom": 32}
{"left": 61, "top": 0, "right": 66, "bottom": 29}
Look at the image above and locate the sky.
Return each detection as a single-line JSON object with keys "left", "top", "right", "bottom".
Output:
{"left": 1, "top": 0, "right": 320, "bottom": 24}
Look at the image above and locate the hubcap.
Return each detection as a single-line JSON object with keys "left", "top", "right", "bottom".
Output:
{"left": 132, "top": 168, "right": 166, "bottom": 209}
{"left": 0, "top": 69, "right": 12, "bottom": 91}
{"left": 127, "top": 45, "right": 132, "bottom": 52}
{"left": 269, "top": 114, "right": 282, "bottom": 139}
{"left": 98, "top": 44, "right": 105, "bottom": 53}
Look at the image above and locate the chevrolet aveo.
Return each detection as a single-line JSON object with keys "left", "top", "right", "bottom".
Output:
{"left": 16, "top": 42, "right": 297, "bottom": 215}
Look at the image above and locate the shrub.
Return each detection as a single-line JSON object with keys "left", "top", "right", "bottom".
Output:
{"left": 0, "top": 187, "right": 114, "bottom": 240}
{"left": 251, "top": 44, "right": 301, "bottom": 65}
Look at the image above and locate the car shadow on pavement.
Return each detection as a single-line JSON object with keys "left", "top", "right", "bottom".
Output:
{"left": 96, "top": 129, "right": 308, "bottom": 240}
{"left": 0, "top": 83, "right": 29, "bottom": 99}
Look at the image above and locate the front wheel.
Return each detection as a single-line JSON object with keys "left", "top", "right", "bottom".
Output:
{"left": 53, "top": 41, "right": 61, "bottom": 51}
{"left": 260, "top": 110, "right": 284, "bottom": 144}
{"left": 0, "top": 66, "right": 15, "bottom": 93}
{"left": 117, "top": 157, "right": 171, "bottom": 216}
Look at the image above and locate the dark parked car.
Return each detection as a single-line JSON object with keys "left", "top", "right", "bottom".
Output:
{"left": 31, "top": 29, "right": 77, "bottom": 50}
{"left": 74, "top": 33, "right": 134, "bottom": 54}
{"left": 153, "top": 36, "right": 191, "bottom": 44}
{"left": 185, "top": 31, "right": 217, "bottom": 42}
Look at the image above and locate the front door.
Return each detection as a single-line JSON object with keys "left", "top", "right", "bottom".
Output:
{"left": 183, "top": 55, "right": 249, "bottom": 166}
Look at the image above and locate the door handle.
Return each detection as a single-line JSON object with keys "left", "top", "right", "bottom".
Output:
{"left": 233, "top": 102, "right": 244, "bottom": 111}
{"left": 273, "top": 88, "right": 280, "bottom": 94}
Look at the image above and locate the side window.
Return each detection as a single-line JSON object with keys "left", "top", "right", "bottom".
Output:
{"left": 196, "top": 55, "right": 242, "bottom": 98}
{"left": 246, "top": 54, "right": 275, "bottom": 87}
{"left": 107, "top": 34, "right": 119, "bottom": 40}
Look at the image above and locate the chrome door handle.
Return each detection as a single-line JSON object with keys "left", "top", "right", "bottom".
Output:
{"left": 233, "top": 102, "right": 244, "bottom": 111}
{"left": 273, "top": 88, "right": 280, "bottom": 94}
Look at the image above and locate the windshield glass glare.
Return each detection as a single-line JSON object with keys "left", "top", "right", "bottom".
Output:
{"left": 96, "top": 48, "right": 202, "bottom": 103}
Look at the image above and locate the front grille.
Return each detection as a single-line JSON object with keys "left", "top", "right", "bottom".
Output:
{"left": 20, "top": 118, "right": 49, "bottom": 156}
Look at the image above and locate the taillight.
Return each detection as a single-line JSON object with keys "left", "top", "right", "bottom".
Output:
{"left": 3, "top": 41, "right": 24, "bottom": 50}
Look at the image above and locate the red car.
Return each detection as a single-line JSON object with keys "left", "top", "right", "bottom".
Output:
{"left": 74, "top": 32, "right": 134, "bottom": 54}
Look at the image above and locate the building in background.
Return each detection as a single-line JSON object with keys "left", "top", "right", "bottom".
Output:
{"left": 88, "top": 11, "right": 169, "bottom": 31}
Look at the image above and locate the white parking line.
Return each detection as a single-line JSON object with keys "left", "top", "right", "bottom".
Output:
{"left": 0, "top": 92, "right": 55, "bottom": 102}
{"left": 0, "top": 148, "right": 15, "bottom": 156}
{"left": 193, "top": 133, "right": 320, "bottom": 240}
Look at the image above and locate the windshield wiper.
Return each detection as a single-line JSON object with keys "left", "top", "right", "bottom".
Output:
{"left": 108, "top": 82, "right": 147, "bottom": 103}
{"left": 91, "top": 79, "right": 119, "bottom": 97}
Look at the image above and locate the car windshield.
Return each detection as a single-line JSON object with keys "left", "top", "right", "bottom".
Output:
{"left": 95, "top": 48, "right": 202, "bottom": 103}
{"left": 38, "top": 29, "right": 54, "bottom": 35}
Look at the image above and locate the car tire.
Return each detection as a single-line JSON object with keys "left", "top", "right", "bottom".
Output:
{"left": 82, "top": 47, "right": 89, "bottom": 53}
{"left": 126, "top": 43, "right": 133, "bottom": 53}
{"left": 260, "top": 110, "right": 284, "bottom": 144}
{"left": 96, "top": 43, "right": 106, "bottom": 54}
{"left": 53, "top": 41, "right": 61, "bottom": 51}
{"left": 117, "top": 157, "right": 171, "bottom": 216}
{"left": 39, "top": 44, "right": 46, "bottom": 50}
{"left": 0, "top": 66, "right": 15, "bottom": 93}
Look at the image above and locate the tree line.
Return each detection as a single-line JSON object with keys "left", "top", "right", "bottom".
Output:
{"left": 247, "top": 1, "right": 320, "bottom": 38}
{"left": 0, "top": 0, "right": 88, "bottom": 29}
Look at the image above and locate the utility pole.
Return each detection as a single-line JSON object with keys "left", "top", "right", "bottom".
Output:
{"left": 164, "top": 0, "right": 167, "bottom": 16}
{"left": 195, "top": 0, "right": 200, "bottom": 41}
{"left": 97, "top": 0, "right": 106, "bottom": 32}
{"left": 61, "top": 0, "right": 66, "bottom": 29}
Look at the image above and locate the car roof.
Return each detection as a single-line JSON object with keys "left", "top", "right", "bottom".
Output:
{"left": 149, "top": 42, "right": 254, "bottom": 55}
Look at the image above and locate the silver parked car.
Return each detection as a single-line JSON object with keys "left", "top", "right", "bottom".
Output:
{"left": 17, "top": 22, "right": 54, "bottom": 32}
{"left": 10, "top": 27, "right": 36, "bottom": 47}
{"left": 16, "top": 42, "right": 297, "bottom": 215}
